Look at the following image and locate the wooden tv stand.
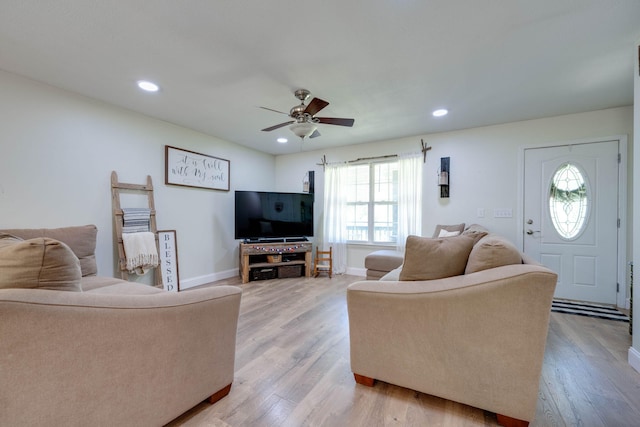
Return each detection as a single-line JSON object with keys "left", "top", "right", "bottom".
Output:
{"left": 239, "top": 241, "right": 313, "bottom": 284}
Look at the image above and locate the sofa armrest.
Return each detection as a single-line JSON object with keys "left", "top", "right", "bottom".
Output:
{"left": 0, "top": 285, "right": 242, "bottom": 426}
{"left": 347, "top": 264, "right": 557, "bottom": 423}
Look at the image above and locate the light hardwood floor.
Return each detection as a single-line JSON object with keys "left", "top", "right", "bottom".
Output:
{"left": 166, "top": 275, "right": 640, "bottom": 427}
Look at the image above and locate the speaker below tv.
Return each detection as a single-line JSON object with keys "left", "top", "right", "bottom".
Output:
{"left": 234, "top": 190, "right": 314, "bottom": 242}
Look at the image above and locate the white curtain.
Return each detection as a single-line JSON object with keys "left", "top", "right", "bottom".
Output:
{"left": 322, "top": 162, "right": 349, "bottom": 274}
{"left": 396, "top": 153, "right": 422, "bottom": 251}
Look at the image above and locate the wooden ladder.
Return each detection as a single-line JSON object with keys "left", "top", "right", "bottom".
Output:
{"left": 110, "top": 171, "right": 161, "bottom": 287}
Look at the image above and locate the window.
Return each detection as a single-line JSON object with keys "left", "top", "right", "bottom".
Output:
{"left": 549, "top": 162, "right": 589, "bottom": 239}
{"left": 345, "top": 161, "right": 398, "bottom": 243}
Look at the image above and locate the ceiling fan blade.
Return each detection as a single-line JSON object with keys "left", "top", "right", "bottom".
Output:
{"left": 316, "top": 117, "right": 355, "bottom": 127}
{"left": 304, "top": 97, "right": 329, "bottom": 116}
{"left": 259, "top": 106, "right": 289, "bottom": 115}
{"left": 261, "top": 121, "right": 294, "bottom": 132}
{"left": 309, "top": 129, "right": 321, "bottom": 139}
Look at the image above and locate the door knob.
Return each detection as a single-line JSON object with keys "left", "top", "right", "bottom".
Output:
{"left": 526, "top": 229, "right": 540, "bottom": 235}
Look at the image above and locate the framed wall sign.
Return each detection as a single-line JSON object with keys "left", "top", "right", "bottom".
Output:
{"left": 165, "top": 145, "right": 230, "bottom": 191}
{"left": 158, "top": 230, "right": 180, "bottom": 292}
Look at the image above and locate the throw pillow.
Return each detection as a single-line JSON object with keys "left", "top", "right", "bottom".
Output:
{"left": 462, "top": 224, "right": 489, "bottom": 235}
{"left": 432, "top": 223, "right": 465, "bottom": 238}
{"left": 0, "top": 234, "right": 82, "bottom": 291}
{"left": 465, "top": 234, "right": 523, "bottom": 274}
{"left": 399, "top": 234, "right": 476, "bottom": 281}
{"left": 461, "top": 224, "right": 489, "bottom": 244}
{"left": 0, "top": 225, "right": 98, "bottom": 277}
{"left": 437, "top": 229, "right": 460, "bottom": 238}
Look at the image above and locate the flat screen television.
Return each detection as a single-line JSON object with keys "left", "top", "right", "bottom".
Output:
{"left": 234, "top": 190, "right": 314, "bottom": 241}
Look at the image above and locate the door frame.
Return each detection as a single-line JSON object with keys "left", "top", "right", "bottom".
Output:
{"left": 517, "top": 135, "right": 629, "bottom": 308}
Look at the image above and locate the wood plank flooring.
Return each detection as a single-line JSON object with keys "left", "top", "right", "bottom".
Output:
{"left": 166, "top": 275, "right": 640, "bottom": 427}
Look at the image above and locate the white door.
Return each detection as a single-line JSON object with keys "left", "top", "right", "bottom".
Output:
{"left": 523, "top": 141, "right": 619, "bottom": 305}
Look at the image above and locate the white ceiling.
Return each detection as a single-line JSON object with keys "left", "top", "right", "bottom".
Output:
{"left": 1, "top": 1, "right": 639, "bottom": 155}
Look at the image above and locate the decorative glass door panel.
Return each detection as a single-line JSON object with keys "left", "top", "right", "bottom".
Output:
{"left": 548, "top": 162, "right": 590, "bottom": 240}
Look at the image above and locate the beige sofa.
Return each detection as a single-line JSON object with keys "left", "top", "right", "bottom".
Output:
{"left": 0, "top": 225, "right": 242, "bottom": 426}
{"left": 348, "top": 230, "right": 557, "bottom": 427}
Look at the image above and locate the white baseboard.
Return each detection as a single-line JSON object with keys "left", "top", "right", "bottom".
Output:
{"left": 346, "top": 267, "right": 366, "bottom": 277}
{"left": 179, "top": 268, "right": 239, "bottom": 290}
{"left": 629, "top": 346, "right": 640, "bottom": 374}
{"left": 181, "top": 266, "right": 367, "bottom": 290}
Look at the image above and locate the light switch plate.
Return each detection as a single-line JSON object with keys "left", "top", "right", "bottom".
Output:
{"left": 493, "top": 208, "right": 513, "bottom": 218}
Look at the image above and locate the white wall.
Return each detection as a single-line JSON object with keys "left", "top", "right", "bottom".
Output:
{"left": 0, "top": 67, "right": 634, "bottom": 302}
{"left": 1, "top": 58, "right": 635, "bottom": 368}
{"left": 0, "top": 70, "right": 275, "bottom": 287}
{"left": 275, "top": 106, "right": 633, "bottom": 275}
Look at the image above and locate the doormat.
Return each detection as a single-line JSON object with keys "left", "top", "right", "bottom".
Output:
{"left": 551, "top": 299, "right": 629, "bottom": 322}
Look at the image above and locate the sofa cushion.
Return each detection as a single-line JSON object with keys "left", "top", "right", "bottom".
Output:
{"left": 432, "top": 223, "right": 465, "bottom": 238}
{"left": 399, "top": 234, "right": 476, "bottom": 281}
{"left": 364, "top": 250, "right": 405, "bottom": 271}
{"left": 461, "top": 224, "right": 489, "bottom": 244}
{"left": 80, "top": 275, "right": 131, "bottom": 291}
{"left": 0, "top": 225, "right": 97, "bottom": 277}
{"left": 84, "top": 281, "right": 164, "bottom": 295}
{"left": 0, "top": 234, "right": 82, "bottom": 291}
{"left": 465, "top": 234, "right": 523, "bottom": 274}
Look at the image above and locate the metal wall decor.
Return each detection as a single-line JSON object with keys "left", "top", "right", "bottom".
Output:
{"left": 439, "top": 157, "right": 450, "bottom": 198}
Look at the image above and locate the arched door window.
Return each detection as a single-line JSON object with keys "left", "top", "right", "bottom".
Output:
{"left": 549, "top": 162, "right": 589, "bottom": 239}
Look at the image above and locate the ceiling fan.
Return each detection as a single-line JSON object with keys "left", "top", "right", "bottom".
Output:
{"left": 260, "top": 89, "right": 355, "bottom": 139}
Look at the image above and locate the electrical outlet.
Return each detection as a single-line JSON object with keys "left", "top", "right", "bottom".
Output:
{"left": 477, "top": 208, "right": 485, "bottom": 218}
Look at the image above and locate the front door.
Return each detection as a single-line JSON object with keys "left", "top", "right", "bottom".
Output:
{"left": 523, "top": 141, "right": 619, "bottom": 305}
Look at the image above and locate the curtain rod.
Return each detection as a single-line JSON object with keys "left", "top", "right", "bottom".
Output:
{"left": 317, "top": 140, "right": 432, "bottom": 170}
{"left": 348, "top": 154, "right": 397, "bottom": 163}
{"left": 317, "top": 153, "right": 400, "bottom": 169}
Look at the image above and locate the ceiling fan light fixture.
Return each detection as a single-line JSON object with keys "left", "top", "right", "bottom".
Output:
{"left": 289, "top": 122, "right": 317, "bottom": 139}
{"left": 261, "top": 89, "right": 353, "bottom": 139}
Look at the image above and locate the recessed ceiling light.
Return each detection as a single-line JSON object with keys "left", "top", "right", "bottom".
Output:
{"left": 277, "top": 137, "right": 288, "bottom": 143}
{"left": 432, "top": 109, "right": 448, "bottom": 117}
{"left": 137, "top": 80, "right": 159, "bottom": 92}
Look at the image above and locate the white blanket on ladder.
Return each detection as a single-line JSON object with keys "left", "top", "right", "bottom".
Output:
{"left": 122, "top": 232, "right": 159, "bottom": 275}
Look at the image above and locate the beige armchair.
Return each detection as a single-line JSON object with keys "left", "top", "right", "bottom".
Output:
{"left": 0, "top": 225, "right": 242, "bottom": 426}
{"left": 347, "top": 262, "right": 557, "bottom": 426}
